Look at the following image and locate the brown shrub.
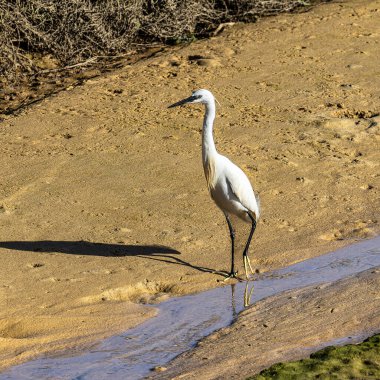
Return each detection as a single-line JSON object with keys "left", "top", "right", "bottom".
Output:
{"left": 0, "top": 0, "right": 311, "bottom": 86}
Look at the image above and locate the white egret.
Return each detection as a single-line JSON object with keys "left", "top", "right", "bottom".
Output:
{"left": 168, "top": 89, "right": 260, "bottom": 279}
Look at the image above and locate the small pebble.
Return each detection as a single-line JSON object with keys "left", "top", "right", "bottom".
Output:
{"left": 152, "top": 366, "right": 167, "bottom": 372}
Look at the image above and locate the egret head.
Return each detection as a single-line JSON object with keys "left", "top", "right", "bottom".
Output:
{"left": 168, "top": 89, "right": 214, "bottom": 108}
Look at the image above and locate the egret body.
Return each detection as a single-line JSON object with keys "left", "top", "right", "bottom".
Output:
{"left": 168, "top": 89, "right": 260, "bottom": 279}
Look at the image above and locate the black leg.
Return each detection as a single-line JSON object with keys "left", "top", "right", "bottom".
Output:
{"left": 243, "top": 213, "right": 257, "bottom": 256}
{"left": 243, "top": 212, "right": 257, "bottom": 278}
{"left": 225, "top": 213, "right": 237, "bottom": 277}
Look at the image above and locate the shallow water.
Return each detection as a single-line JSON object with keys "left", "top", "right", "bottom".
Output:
{"left": 2, "top": 236, "right": 380, "bottom": 380}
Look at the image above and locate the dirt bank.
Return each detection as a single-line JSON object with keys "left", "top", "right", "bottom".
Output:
{"left": 0, "top": 0, "right": 379, "bottom": 370}
{"left": 151, "top": 268, "right": 380, "bottom": 379}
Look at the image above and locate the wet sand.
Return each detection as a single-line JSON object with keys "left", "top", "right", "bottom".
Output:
{"left": 151, "top": 267, "right": 380, "bottom": 380}
{"left": 0, "top": 0, "right": 379, "bottom": 371}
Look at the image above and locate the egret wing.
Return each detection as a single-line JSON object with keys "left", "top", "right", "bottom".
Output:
{"left": 223, "top": 157, "right": 260, "bottom": 218}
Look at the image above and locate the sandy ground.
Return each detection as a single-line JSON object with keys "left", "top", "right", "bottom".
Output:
{"left": 151, "top": 268, "right": 380, "bottom": 379}
{"left": 0, "top": 0, "right": 379, "bottom": 372}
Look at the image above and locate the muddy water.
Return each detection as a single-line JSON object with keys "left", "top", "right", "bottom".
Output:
{"left": 2, "top": 237, "right": 380, "bottom": 380}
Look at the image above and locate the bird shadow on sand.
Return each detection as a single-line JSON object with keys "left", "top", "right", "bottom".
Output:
{"left": 0, "top": 240, "right": 224, "bottom": 275}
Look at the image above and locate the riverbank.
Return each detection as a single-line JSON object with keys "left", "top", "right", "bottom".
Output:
{"left": 151, "top": 267, "right": 380, "bottom": 379}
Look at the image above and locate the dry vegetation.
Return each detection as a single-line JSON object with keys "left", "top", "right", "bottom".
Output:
{"left": 0, "top": 0, "right": 318, "bottom": 117}
{"left": 1, "top": 0, "right": 311, "bottom": 85}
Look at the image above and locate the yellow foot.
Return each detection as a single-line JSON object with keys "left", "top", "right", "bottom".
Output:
{"left": 223, "top": 271, "right": 239, "bottom": 282}
{"left": 224, "top": 271, "right": 246, "bottom": 282}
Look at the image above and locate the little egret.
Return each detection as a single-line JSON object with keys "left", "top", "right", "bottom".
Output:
{"left": 168, "top": 89, "right": 260, "bottom": 279}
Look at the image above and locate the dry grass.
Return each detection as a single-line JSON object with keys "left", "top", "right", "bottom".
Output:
{"left": 0, "top": 0, "right": 315, "bottom": 87}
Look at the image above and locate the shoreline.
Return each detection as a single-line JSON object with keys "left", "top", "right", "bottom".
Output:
{"left": 2, "top": 236, "right": 380, "bottom": 377}
{"left": 151, "top": 266, "right": 380, "bottom": 379}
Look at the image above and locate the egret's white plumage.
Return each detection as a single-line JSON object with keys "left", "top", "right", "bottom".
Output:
{"left": 169, "top": 89, "right": 260, "bottom": 279}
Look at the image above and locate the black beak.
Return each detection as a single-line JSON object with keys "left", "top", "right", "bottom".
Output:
{"left": 168, "top": 95, "right": 198, "bottom": 108}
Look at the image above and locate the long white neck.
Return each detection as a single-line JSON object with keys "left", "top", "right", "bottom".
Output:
{"left": 202, "top": 100, "right": 217, "bottom": 167}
